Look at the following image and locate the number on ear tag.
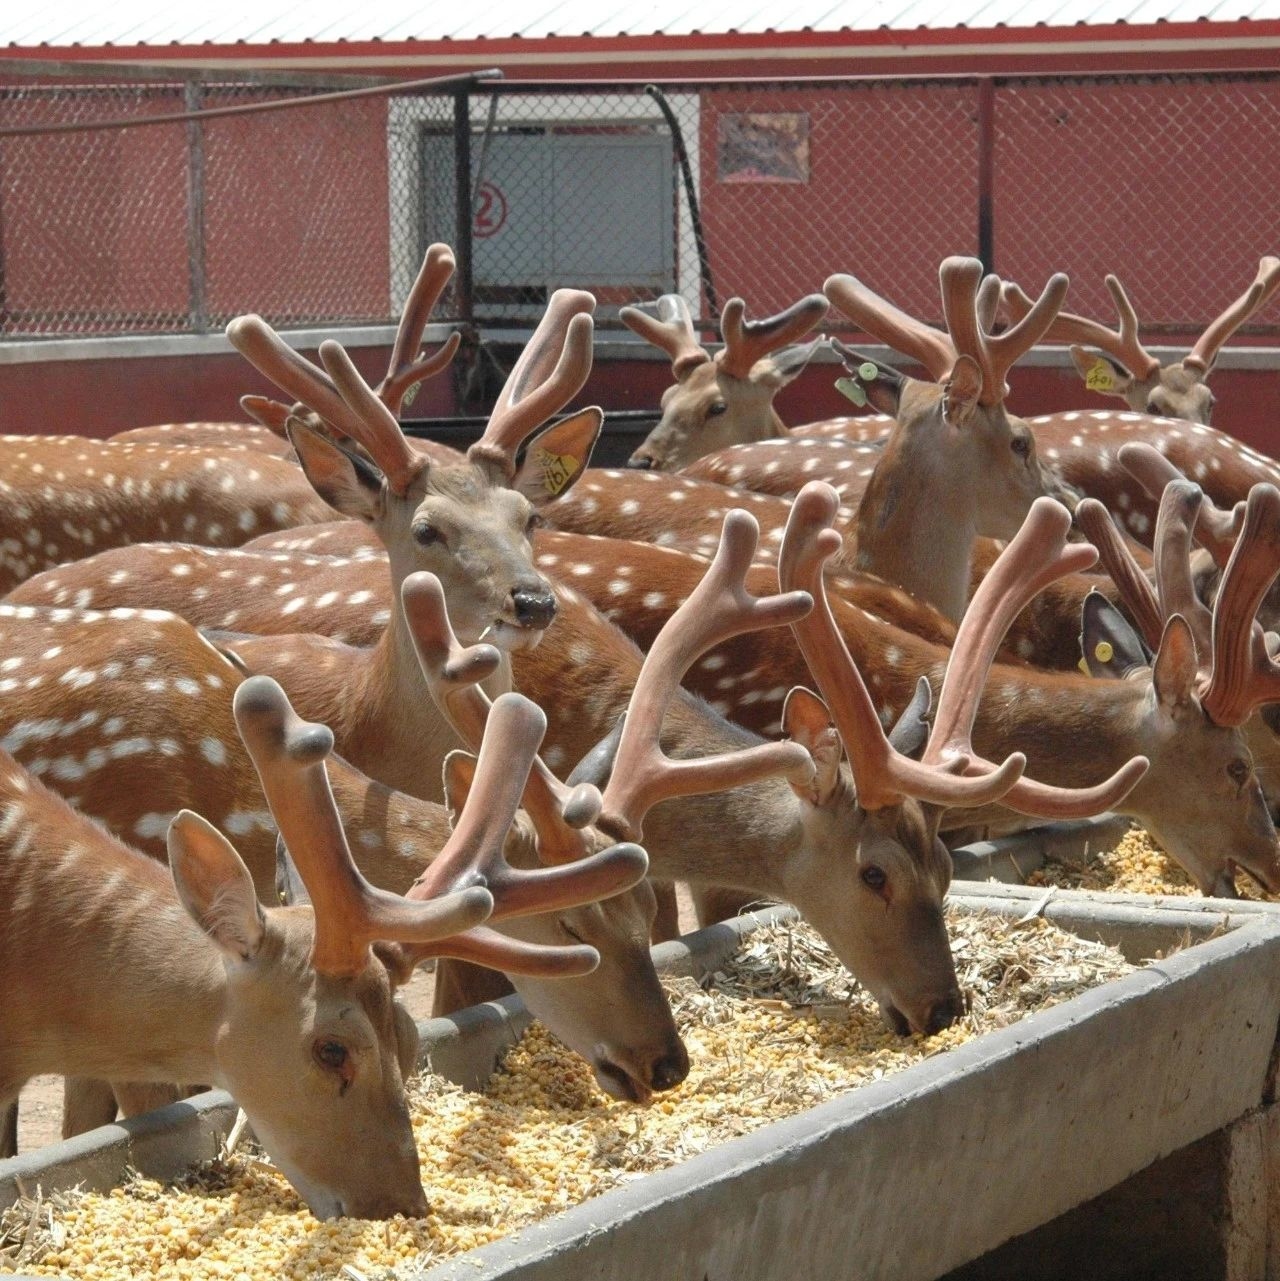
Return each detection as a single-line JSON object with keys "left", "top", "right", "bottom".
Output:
{"left": 534, "top": 448, "right": 580, "bottom": 497}
{"left": 1085, "top": 358, "right": 1116, "bottom": 393}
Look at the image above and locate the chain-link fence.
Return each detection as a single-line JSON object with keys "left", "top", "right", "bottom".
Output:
{"left": 2, "top": 67, "right": 1278, "bottom": 340}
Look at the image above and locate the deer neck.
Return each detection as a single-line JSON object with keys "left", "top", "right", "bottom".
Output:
{"left": 854, "top": 436, "right": 976, "bottom": 623}
{"left": 2, "top": 841, "right": 227, "bottom": 1087}
{"left": 961, "top": 670, "right": 1153, "bottom": 828}
{"left": 339, "top": 604, "right": 513, "bottom": 803}
{"left": 620, "top": 704, "right": 797, "bottom": 895}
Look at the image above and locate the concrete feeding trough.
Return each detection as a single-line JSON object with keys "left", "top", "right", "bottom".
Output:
{"left": 3, "top": 896, "right": 1279, "bottom": 1281}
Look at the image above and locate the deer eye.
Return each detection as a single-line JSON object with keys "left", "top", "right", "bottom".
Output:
{"left": 1227, "top": 758, "right": 1251, "bottom": 786}
{"left": 707, "top": 402, "right": 728, "bottom": 417}
{"left": 525, "top": 511, "right": 543, "bottom": 536}
{"left": 860, "top": 865, "right": 887, "bottom": 892}
{"left": 413, "top": 522, "right": 445, "bottom": 549}
{"left": 1010, "top": 435, "right": 1031, "bottom": 459}
{"left": 314, "top": 1038, "right": 349, "bottom": 1073}
{"left": 1145, "top": 401, "right": 1162, "bottom": 417}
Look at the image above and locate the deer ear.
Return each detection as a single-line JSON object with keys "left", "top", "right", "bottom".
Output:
{"left": 782, "top": 687, "right": 842, "bottom": 805}
{"left": 760, "top": 335, "right": 825, "bottom": 389}
{"left": 239, "top": 395, "right": 293, "bottom": 436}
{"left": 168, "top": 811, "right": 265, "bottom": 962}
{"left": 442, "top": 749, "right": 478, "bottom": 825}
{"left": 1079, "top": 591, "right": 1152, "bottom": 679}
{"left": 887, "top": 676, "right": 932, "bottom": 760}
{"left": 288, "top": 420, "right": 383, "bottom": 522}
{"left": 513, "top": 407, "right": 603, "bottom": 507}
{"left": 942, "top": 355, "right": 983, "bottom": 426}
{"left": 1069, "top": 345, "right": 1133, "bottom": 397}
{"left": 1152, "top": 614, "right": 1200, "bottom": 712}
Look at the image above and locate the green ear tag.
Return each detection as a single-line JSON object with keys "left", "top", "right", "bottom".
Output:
{"left": 858, "top": 362, "right": 879, "bottom": 381}
{"left": 835, "top": 377, "right": 868, "bottom": 407}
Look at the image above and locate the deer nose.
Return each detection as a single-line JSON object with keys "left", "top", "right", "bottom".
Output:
{"left": 649, "top": 1043, "right": 690, "bottom": 1092}
{"left": 923, "top": 994, "right": 965, "bottom": 1035}
{"left": 511, "top": 587, "right": 557, "bottom": 630}
{"left": 627, "top": 455, "right": 655, "bottom": 470}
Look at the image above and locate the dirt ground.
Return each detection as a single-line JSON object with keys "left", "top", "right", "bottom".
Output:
{"left": 12, "top": 889, "right": 700, "bottom": 1156}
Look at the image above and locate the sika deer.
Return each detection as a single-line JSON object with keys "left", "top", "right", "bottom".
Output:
{"left": 0, "top": 602, "right": 680, "bottom": 1122}
{"left": 621, "top": 292, "right": 829, "bottom": 470}
{"left": 0, "top": 437, "right": 336, "bottom": 594}
{"left": 1005, "top": 257, "right": 1280, "bottom": 425}
{"left": 0, "top": 675, "right": 568, "bottom": 1219}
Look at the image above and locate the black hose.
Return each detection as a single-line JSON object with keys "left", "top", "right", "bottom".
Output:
{"left": 644, "top": 84, "right": 718, "bottom": 320}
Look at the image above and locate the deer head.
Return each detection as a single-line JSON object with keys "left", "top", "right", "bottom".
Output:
{"left": 1077, "top": 479, "right": 1280, "bottom": 896}
{"left": 227, "top": 249, "right": 601, "bottom": 651}
{"left": 622, "top": 292, "right": 828, "bottom": 470}
{"left": 1002, "top": 257, "right": 1280, "bottom": 424}
{"left": 779, "top": 483, "right": 1148, "bottom": 1027}
{"left": 824, "top": 258, "right": 1077, "bottom": 621}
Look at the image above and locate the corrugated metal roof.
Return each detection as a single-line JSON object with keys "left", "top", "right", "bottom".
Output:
{"left": 2, "top": 0, "right": 1278, "bottom": 47}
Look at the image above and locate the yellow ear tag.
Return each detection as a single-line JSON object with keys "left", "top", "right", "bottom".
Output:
{"left": 1077, "top": 657, "right": 1091, "bottom": 676}
{"left": 1094, "top": 640, "right": 1114, "bottom": 664}
{"left": 1085, "top": 358, "right": 1116, "bottom": 393}
{"left": 536, "top": 448, "right": 580, "bottom": 498}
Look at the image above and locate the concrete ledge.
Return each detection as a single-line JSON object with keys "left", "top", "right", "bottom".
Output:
{"left": 951, "top": 814, "right": 1132, "bottom": 883}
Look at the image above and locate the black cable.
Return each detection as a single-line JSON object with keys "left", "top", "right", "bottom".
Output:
{"left": 644, "top": 84, "right": 718, "bottom": 320}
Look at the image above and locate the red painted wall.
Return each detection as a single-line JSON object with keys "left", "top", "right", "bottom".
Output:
{"left": 1, "top": 349, "right": 1276, "bottom": 462}
{"left": 0, "top": 89, "right": 391, "bottom": 334}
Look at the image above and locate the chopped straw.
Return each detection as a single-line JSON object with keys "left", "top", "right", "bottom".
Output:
{"left": 6, "top": 908, "right": 1134, "bottom": 1281}
{"left": 1027, "top": 826, "right": 1273, "bottom": 900}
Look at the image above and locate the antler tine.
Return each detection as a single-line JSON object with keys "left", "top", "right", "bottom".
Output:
{"left": 399, "top": 572, "right": 605, "bottom": 864}
{"left": 927, "top": 500, "right": 1086, "bottom": 767}
{"left": 468, "top": 289, "right": 597, "bottom": 478}
{"left": 1004, "top": 275, "right": 1161, "bottom": 379}
{"left": 976, "top": 274, "right": 1002, "bottom": 332}
{"left": 716, "top": 293, "right": 829, "bottom": 379}
{"left": 950, "top": 259, "right": 1067, "bottom": 406}
{"left": 823, "top": 272, "right": 956, "bottom": 383}
{"left": 936, "top": 498, "right": 1151, "bottom": 818}
{"left": 1118, "top": 442, "right": 1245, "bottom": 568}
{"left": 981, "top": 270, "right": 1070, "bottom": 404}
{"left": 379, "top": 242, "right": 460, "bottom": 416}
{"left": 1199, "top": 484, "right": 1280, "bottom": 727}
{"left": 232, "top": 675, "right": 493, "bottom": 978}
{"left": 226, "top": 315, "right": 373, "bottom": 443}
{"left": 407, "top": 691, "right": 648, "bottom": 919}
{"left": 597, "top": 510, "right": 817, "bottom": 841}
{"left": 619, "top": 294, "right": 710, "bottom": 378}
{"left": 1186, "top": 256, "right": 1280, "bottom": 373}
{"left": 317, "top": 341, "right": 427, "bottom": 497}
{"left": 1075, "top": 498, "right": 1165, "bottom": 651}
{"left": 1153, "top": 480, "right": 1216, "bottom": 660}
{"left": 780, "top": 483, "right": 1025, "bottom": 810}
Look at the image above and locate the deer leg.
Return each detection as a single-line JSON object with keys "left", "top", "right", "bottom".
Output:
{"left": 1, "top": 1100, "right": 16, "bottom": 1158}
{"left": 113, "top": 1081, "right": 185, "bottom": 1118}
{"left": 431, "top": 958, "right": 515, "bottom": 1017}
{"left": 650, "top": 880, "right": 682, "bottom": 943}
{"left": 693, "top": 886, "right": 770, "bottom": 929}
{"left": 62, "top": 1077, "right": 118, "bottom": 1139}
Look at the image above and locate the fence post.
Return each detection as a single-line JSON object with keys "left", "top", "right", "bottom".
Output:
{"left": 184, "top": 81, "right": 209, "bottom": 333}
{"left": 452, "top": 88, "right": 474, "bottom": 325}
{"left": 977, "top": 77, "right": 996, "bottom": 273}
